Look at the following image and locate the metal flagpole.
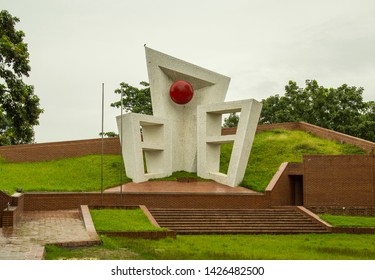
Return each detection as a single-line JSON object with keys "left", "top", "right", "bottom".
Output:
{"left": 120, "top": 88, "right": 124, "bottom": 200}
{"left": 101, "top": 83, "right": 104, "bottom": 205}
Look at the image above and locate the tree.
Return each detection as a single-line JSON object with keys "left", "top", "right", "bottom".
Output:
{"left": 0, "top": 10, "right": 43, "bottom": 145}
{"left": 111, "top": 81, "right": 152, "bottom": 115}
{"left": 223, "top": 113, "right": 239, "bottom": 128}
{"left": 260, "top": 80, "right": 375, "bottom": 142}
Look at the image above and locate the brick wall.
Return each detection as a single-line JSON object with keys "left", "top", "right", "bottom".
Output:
{"left": 308, "top": 206, "right": 375, "bottom": 216}
{"left": 0, "top": 137, "right": 121, "bottom": 162}
{"left": 265, "top": 163, "right": 292, "bottom": 206}
{"left": 265, "top": 155, "right": 375, "bottom": 209}
{"left": 0, "top": 193, "right": 24, "bottom": 227}
{"left": 265, "top": 162, "right": 304, "bottom": 207}
{"left": 303, "top": 155, "right": 375, "bottom": 207}
{"left": 0, "top": 191, "right": 11, "bottom": 226}
{"left": 23, "top": 192, "right": 270, "bottom": 211}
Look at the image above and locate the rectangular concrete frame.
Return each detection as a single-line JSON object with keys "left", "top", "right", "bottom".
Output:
{"left": 116, "top": 113, "right": 172, "bottom": 183}
{"left": 197, "top": 99, "right": 262, "bottom": 187}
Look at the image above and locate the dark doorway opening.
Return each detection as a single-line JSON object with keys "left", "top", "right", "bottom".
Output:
{"left": 289, "top": 175, "right": 304, "bottom": 206}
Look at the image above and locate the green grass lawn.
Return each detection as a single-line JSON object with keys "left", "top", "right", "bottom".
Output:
{"left": 320, "top": 214, "right": 375, "bottom": 228}
{"left": 90, "top": 209, "right": 166, "bottom": 232}
{"left": 0, "top": 129, "right": 365, "bottom": 193}
{"left": 45, "top": 206, "right": 375, "bottom": 260}
{"left": 0, "top": 155, "right": 129, "bottom": 194}
{"left": 45, "top": 233, "right": 375, "bottom": 260}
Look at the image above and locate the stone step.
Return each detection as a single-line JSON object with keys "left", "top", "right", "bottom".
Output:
{"left": 152, "top": 216, "right": 312, "bottom": 221}
{"left": 176, "top": 229, "right": 329, "bottom": 234}
{"left": 169, "top": 224, "right": 320, "bottom": 230}
{"left": 150, "top": 209, "right": 298, "bottom": 214}
{"left": 148, "top": 207, "right": 329, "bottom": 234}
{"left": 157, "top": 221, "right": 319, "bottom": 226}
{"left": 151, "top": 214, "right": 303, "bottom": 218}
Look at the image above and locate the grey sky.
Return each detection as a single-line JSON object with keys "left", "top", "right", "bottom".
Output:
{"left": 1, "top": 0, "right": 374, "bottom": 143}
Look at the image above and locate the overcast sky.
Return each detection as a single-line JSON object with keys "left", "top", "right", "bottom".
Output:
{"left": 2, "top": 0, "right": 374, "bottom": 143}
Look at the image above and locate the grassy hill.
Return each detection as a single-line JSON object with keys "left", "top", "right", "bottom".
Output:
{"left": 0, "top": 155, "right": 129, "bottom": 194}
{"left": 0, "top": 129, "right": 365, "bottom": 194}
{"left": 232, "top": 129, "right": 365, "bottom": 191}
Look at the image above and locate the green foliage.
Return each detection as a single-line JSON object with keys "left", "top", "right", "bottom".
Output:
{"left": 223, "top": 113, "right": 239, "bottom": 128}
{"left": 220, "top": 143, "right": 233, "bottom": 174}
{"left": 0, "top": 10, "right": 43, "bottom": 145}
{"left": 90, "top": 209, "right": 166, "bottom": 232}
{"left": 45, "top": 234, "right": 375, "bottom": 260}
{"left": 99, "top": 131, "right": 118, "bottom": 138}
{"left": 0, "top": 155, "right": 129, "bottom": 193}
{"left": 111, "top": 81, "right": 152, "bottom": 115}
{"left": 320, "top": 214, "right": 375, "bottom": 228}
{"left": 260, "top": 80, "right": 375, "bottom": 142}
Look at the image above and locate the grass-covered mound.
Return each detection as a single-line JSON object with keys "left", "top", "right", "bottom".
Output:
{"left": 0, "top": 129, "right": 365, "bottom": 194}
{"left": 221, "top": 129, "right": 365, "bottom": 192}
{"left": 0, "top": 155, "right": 129, "bottom": 194}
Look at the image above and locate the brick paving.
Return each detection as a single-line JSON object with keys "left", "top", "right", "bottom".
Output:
{"left": 0, "top": 210, "right": 96, "bottom": 260}
{"left": 105, "top": 181, "right": 258, "bottom": 193}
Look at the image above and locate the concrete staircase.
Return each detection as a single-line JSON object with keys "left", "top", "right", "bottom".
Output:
{"left": 148, "top": 207, "right": 329, "bottom": 234}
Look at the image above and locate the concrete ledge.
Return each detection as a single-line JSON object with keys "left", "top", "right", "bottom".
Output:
{"left": 79, "top": 205, "right": 101, "bottom": 242}
{"left": 265, "top": 162, "right": 289, "bottom": 192}
{"left": 295, "top": 206, "right": 333, "bottom": 232}
{"left": 140, "top": 205, "right": 160, "bottom": 228}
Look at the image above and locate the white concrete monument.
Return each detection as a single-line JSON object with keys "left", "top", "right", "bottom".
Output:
{"left": 117, "top": 47, "right": 262, "bottom": 187}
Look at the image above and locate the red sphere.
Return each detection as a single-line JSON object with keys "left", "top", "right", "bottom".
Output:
{"left": 169, "top": 80, "right": 194, "bottom": 105}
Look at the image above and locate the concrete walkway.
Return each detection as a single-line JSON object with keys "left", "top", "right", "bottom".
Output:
{"left": 0, "top": 210, "right": 97, "bottom": 260}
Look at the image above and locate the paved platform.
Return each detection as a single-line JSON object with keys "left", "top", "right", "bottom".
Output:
{"left": 105, "top": 181, "right": 258, "bottom": 194}
{"left": 0, "top": 210, "right": 96, "bottom": 260}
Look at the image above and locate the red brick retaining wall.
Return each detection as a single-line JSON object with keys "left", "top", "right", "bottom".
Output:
{"left": 263, "top": 155, "right": 375, "bottom": 209}
{"left": 0, "top": 191, "right": 12, "bottom": 226}
{"left": 303, "top": 155, "right": 375, "bottom": 207}
{"left": 265, "top": 163, "right": 292, "bottom": 206}
{"left": 308, "top": 206, "right": 375, "bottom": 216}
{"left": 22, "top": 192, "right": 269, "bottom": 211}
{"left": 0, "top": 137, "right": 121, "bottom": 162}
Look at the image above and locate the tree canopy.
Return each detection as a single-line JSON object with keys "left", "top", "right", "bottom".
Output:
{"left": 0, "top": 10, "right": 43, "bottom": 145}
{"left": 260, "top": 80, "right": 374, "bottom": 142}
{"left": 223, "top": 113, "right": 239, "bottom": 128}
{"left": 111, "top": 81, "right": 152, "bottom": 115}
{"left": 111, "top": 79, "right": 374, "bottom": 142}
